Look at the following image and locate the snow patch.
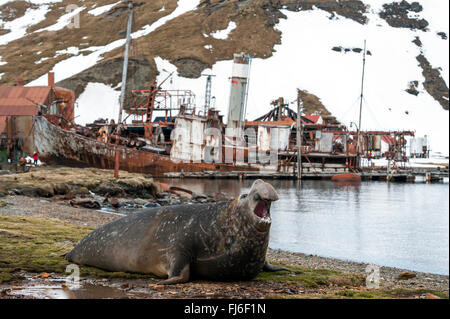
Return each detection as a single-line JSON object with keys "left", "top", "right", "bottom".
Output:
{"left": 27, "top": 0, "right": 201, "bottom": 86}
{"left": 88, "top": 1, "right": 121, "bottom": 17}
{"left": 132, "top": 0, "right": 201, "bottom": 38}
{"left": 34, "top": 57, "right": 49, "bottom": 65}
{"left": 54, "top": 46, "right": 80, "bottom": 57}
{"left": 27, "top": 40, "right": 127, "bottom": 85}
{"left": 75, "top": 83, "right": 120, "bottom": 126}
{"left": 210, "top": 21, "right": 237, "bottom": 40}
{"left": 0, "top": 5, "right": 51, "bottom": 45}
{"left": 35, "top": 6, "right": 85, "bottom": 33}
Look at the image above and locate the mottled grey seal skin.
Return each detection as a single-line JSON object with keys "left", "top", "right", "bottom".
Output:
{"left": 66, "top": 179, "right": 286, "bottom": 284}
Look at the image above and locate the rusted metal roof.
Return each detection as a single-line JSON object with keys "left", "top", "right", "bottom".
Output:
{"left": 245, "top": 118, "right": 295, "bottom": 127}
{"left": 303, "top": 115, "right": 322, "bottom": 124}
{"left": 0, "top": 86, "right": 52, "bottom": 116}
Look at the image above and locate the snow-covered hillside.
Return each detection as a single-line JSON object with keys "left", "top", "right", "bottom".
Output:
{"left": 1, "top": 0, "right": 448, "bottom": 154}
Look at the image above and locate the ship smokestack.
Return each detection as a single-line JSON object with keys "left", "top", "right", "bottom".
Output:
{"left": 227, "top": 53, "right": 252, "bottom": 130}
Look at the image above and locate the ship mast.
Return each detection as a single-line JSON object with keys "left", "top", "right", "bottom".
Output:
{"left": 114, "top": 0, "right": 133, "bottom": 179}
{"left": 117, "top": 0, "right": 134, "bottom": 125}
{"left": 356, "top": 40, "right": 367, "bottom": 156}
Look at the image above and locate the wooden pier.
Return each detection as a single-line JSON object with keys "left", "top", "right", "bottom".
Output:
{"left": 164, "top": 168, "right": 448, "bottom": 182}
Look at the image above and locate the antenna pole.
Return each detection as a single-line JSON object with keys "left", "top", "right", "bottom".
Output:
{"left": 202, "top": 74, "right": 215, "bottom": 115}
{"left": 117, "top": 0, "right": 134, "bottom": 125}
{"left": 356, "top": 40, "right": 366, "bottom": 156}
{"left": 115, "top": 0, "right": 133, "bottom": 179}
{"left": 297, "top": 90, "right": 303, "bottom": 180}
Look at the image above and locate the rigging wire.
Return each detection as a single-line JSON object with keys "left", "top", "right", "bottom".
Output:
{"left": 339, "top": 94, "right": 364, "bottom": 125}
{"left": 361, "top": 96, "right": 384, "bottom": 131}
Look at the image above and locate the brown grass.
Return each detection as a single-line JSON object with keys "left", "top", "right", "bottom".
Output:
{"left": 0, "top": 0, "right": 176, "bottom": 85}
{"left": 0, "top": 0, "right": 282, "bottom": 86}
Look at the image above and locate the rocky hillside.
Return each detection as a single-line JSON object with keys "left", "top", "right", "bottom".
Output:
{"left": 0, "top": 0, "right": 448, "bottom": 152}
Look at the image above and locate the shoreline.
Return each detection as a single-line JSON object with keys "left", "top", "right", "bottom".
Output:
{"left": 266, "top": 249, "right": 448, "bottom": 293}
{"left": 1, "top": 195, "right": 448, "bottom": 296}
{"left": 267, "top": 248, "right": 449, "bottom": 277}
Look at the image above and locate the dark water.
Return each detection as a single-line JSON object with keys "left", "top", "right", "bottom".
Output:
{"left": 160, "top": 178, "right": 449, "bottom": 275}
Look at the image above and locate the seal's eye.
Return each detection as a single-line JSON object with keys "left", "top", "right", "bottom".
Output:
{"left": 240, "top": 194, "right": 248, "bottom": 199}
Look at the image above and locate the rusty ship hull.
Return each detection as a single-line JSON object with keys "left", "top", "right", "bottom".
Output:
{"left": 33, "top": 116, "right": 259, "bottom": 177}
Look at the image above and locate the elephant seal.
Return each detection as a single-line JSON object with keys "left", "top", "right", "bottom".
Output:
{"left": 66, "top": 179, "right": 286, "bottom": 284}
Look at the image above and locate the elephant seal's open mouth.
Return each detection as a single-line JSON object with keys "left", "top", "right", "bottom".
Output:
{"left": 254, "top": 200, "right": 271, "bottom": 222}
{"left": 241, "top": 180, "right": 278, "bottom": 231}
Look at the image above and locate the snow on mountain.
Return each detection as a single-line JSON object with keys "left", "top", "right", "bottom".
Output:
{"left": 209, "top": 21, "right": 237, "bottom": 40}
{"left": 87, "top": 1, "right": 121, "bottom": 17}
{"left": 27, "top": 0, "right": 201, "bottom": 86}
{"left": 35, "top": 5, "right": 85, "bottom": 33}
{"left": 155, "top": 1, "right": 449, "bottom": 155}
{"left": 0, "top": 3, "right": 53, "bottom": 45}
{"left": 1, "top": 0, "right": 449, "bottom": 154}
{"left": 131, "top": 0, "right": 200, "bottom": 39}
{"left": 75, "top": 82, "right": 120, "bottom": 125}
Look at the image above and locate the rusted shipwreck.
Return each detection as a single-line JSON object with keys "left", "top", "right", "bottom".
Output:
{"left": 0, "top": 1, "right": 415, "bottom": 179}
{"left": 1, "top": 56, "right": 414, "bottom": 178}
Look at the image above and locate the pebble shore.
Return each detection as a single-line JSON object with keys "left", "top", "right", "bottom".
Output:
{"left": 266, "top": 249, "right": 449, "bottom": 293}
{"left": 1, "top": 195, "right": 448, "bottom": 294}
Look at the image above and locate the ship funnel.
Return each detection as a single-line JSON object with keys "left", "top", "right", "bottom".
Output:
{"left": 227, "top": 53, "right": 252, "bottom": 130}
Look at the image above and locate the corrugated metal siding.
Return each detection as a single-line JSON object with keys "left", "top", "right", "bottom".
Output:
{"left": 271, "top": 127, "right": 290, "bottom": 151}
{"left": 0, "top": 116, "right": 7, "bottom": 134}
{"left": 170, "top": 117, "right": 206, "bottom": 162}
{"left": 258, "top": 125, "right": 291, "bottom": 152}
{"left": 0, "top": 102, "right": 38, "bottom": 115}
{"left": 257, "top": 126, "right": 271, "bottom": 152}
{"left": 317, "top": 132, "right": 333, "bottom": 152}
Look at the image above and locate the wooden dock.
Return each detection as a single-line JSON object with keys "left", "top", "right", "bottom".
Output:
{"left": 164, "top": 168, "right": 448, "bottom": 182}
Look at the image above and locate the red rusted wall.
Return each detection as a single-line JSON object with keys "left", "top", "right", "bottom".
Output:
{"left": 33, "top": 116, "right": 258, "bottom": 177}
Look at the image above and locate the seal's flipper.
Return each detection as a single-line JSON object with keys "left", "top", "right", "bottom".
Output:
{"left": 158, "top": 263, "right": 190, "bottom": 285}
{"left": 263, "top": 261, "right": 290, "bottom": 272}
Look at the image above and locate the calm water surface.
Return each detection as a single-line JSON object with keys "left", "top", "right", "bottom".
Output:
{"left": 160, "top": 178, "right": 449, "bottom": 275}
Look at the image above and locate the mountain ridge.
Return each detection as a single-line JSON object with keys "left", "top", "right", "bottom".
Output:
{"left": 0, "top": 0, "right": 448, "bottom": 153}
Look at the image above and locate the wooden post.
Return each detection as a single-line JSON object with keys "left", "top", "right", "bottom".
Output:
{"left": 114, "top": 129, "right": 120, "bottom": 179}
{"left": 297, "top": 91, "right": 303, "bottom": 180}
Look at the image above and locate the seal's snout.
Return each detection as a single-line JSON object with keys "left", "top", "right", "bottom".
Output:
{"left": 251, "top": 179, "right": 279, "bottom": 202}
{"left": 244, "top": 180, "right": 279, "bottom": 226}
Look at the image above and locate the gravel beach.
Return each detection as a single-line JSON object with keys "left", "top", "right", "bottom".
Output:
{"left": 0, "top": 195, "right": 448, "bottom": 295}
